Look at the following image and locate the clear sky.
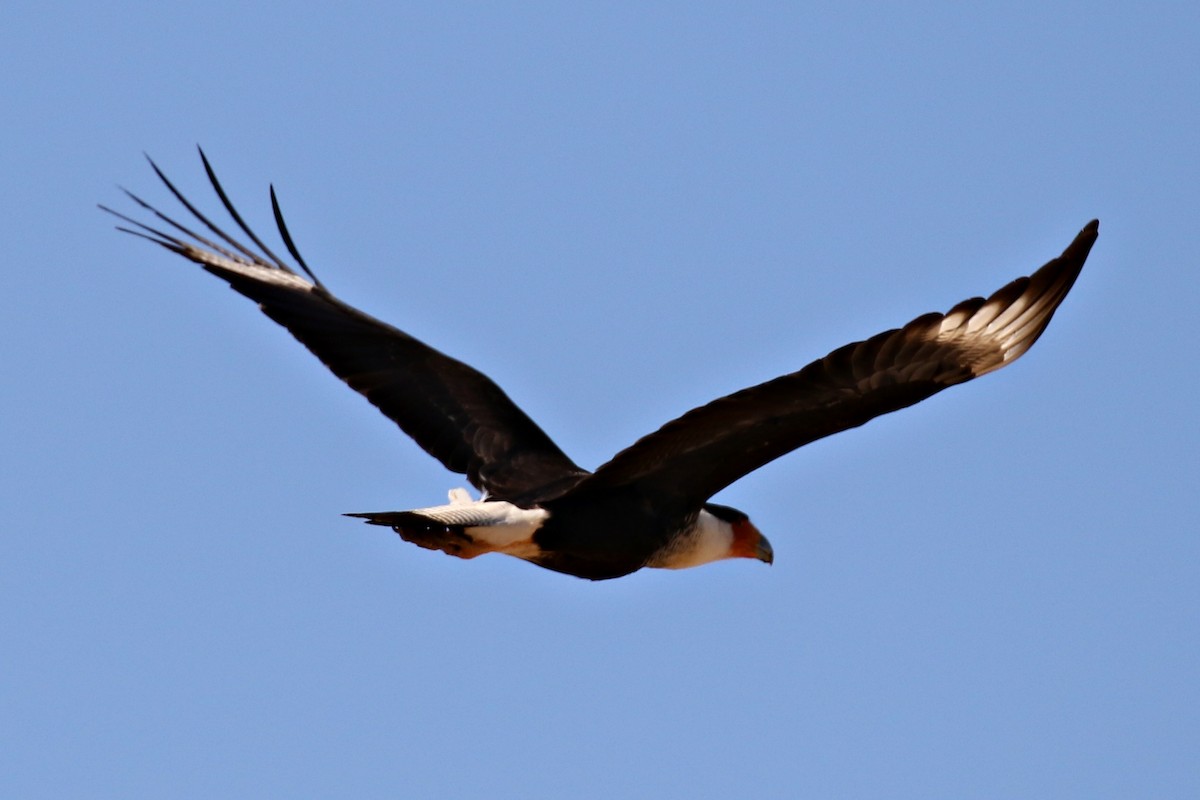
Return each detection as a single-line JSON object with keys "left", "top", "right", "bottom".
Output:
{"left": 3, "top": 2, "right": 1197, "bottom": 797}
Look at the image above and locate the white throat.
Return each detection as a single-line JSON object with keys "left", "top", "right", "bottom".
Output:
{"left": 646, "top": 508, "right": 735, "bottom": 570}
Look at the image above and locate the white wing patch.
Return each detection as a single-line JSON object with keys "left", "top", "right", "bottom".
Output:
{"left": 184, "top": 248, "right": 315, "bottom": 290}
{"left": 938, "top": 307, "right": 973, "bottom": 334}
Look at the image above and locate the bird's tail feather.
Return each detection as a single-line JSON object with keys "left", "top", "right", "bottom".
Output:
{"left": 344, "top": 510, "right": 439, "bottom": 528}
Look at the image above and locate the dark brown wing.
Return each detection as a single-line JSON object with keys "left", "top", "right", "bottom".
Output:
{"left": 575, "top": 220, "right": 1098, "bottom": 511}
{"left": 102, "top": 148, "right": 587, "bottom": 505}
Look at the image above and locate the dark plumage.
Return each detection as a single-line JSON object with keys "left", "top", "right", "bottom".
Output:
{"left": 104, "top": 149, "right": 1097, "bottom": 580}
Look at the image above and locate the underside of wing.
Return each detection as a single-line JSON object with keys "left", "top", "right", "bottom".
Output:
{"left": 577, "top": 220, "right": 1098, "bottom": 511}
{"left": 103, "top": 148, "right": 588, "bottom": 505}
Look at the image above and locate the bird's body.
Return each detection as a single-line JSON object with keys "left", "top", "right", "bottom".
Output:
{"left": 105, "top": 150, "right": 1097, "bottom": 580}
{"left": 353, "top": 491, "right": 755, "bottom": 580}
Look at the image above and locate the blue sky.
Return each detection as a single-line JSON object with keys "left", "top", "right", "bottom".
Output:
{"left": 3, "top": 2, "right": 1197, "bottom": 797}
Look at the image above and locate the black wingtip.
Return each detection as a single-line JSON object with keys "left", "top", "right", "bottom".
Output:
{"left": 143, "top": 152, "right": 170, "bottom": 188}
{"left": 1080, "top": 219, "right": 1100, "bottom": 244}
{"left": 270, "top": 183, "right": 324, "bottom": 289}
{"left": 1064, "top": 219, "right": 1100, "bottom": 263}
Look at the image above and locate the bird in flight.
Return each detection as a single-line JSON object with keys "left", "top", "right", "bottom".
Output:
{"left": 104, "top": 149, "right": 1098, "bottom": 580}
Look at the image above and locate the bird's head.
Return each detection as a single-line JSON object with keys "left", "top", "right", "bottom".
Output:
{"left": 703, "top": 502, "right": 774, "bottom": 565}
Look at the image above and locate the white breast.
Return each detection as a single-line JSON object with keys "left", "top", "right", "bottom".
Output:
{"left": 645, "top": 509, "right": 735, "bottom": 570}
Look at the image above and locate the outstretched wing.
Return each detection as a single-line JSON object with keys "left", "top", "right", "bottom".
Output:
{"left": 577, "top": 220, "right": 1098, "bottom": 510}
{"left": 102, "top": 148, "right": 588, "bottom": 505}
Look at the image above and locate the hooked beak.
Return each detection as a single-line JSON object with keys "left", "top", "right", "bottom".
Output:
{"left": 756, "top": 534, "right": 774, "bottom": 565}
